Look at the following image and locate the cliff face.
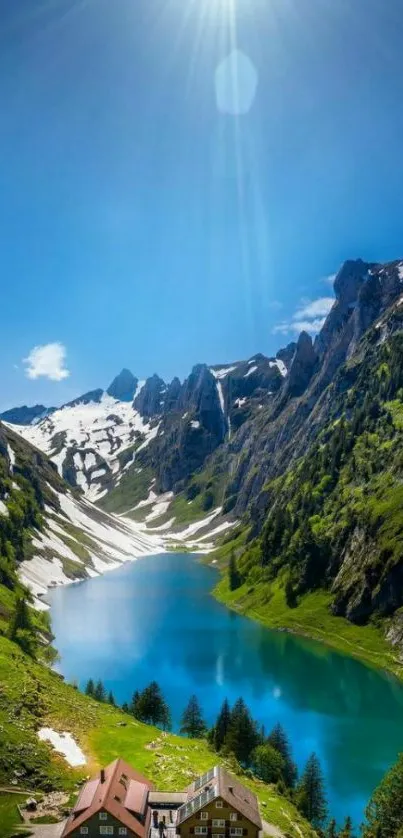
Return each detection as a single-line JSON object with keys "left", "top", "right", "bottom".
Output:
{"left": 5, "top": 256, "right": 403, "bottom": 638}
{"left": 210, "top": 259, "right": 403, "bottom": 520}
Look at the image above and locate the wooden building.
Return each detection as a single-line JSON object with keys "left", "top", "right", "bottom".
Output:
{"left": 62, "top": 758, "right": 154, "bottom": 838}
{"left": 176, "top": 767, "right": 262, "bottom": 838}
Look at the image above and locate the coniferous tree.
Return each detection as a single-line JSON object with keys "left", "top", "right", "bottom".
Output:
{"left": 228, "top": 550, "right": 241, "bottom": 591}
{"left": 108, "top": 690, "right": 116, "bottom": 706}
{"left": 250, "top": 743, "right": 285, "bottom": 784}
{"left": 85, "top": 678, "right": 95, "bottom": 697}
{"left": 130, "top": 690, "right": 141, "bottom": 717}
{"left": 180, "top": 695, "right": 207, "bottom": 738}
{"left": 214, "top": 698, "right": 231, "bottom": 751}
{"left": 225, "top": 698, "right": 259, "bottom": 765}
{"left": 94, "top": 679, "right": 106, "bottom": 702}
{"left": 339, "top": 816, "right": 353, "bottom": 838}
{"left": 122, "top": 702, "right": 129, "bottom": 714}
{"left": 267, "top": 723, "right": 298, "bottom": 787}
{"left": 364, "top": 753, "right": 403, "bottom": 838}
{"left": 8, "top": 596, "right": 37, "bottom": 657}
{"left": 136, "top": 681, "right": 171, "bottom": 729}
{"left": 296, "top": 753, "right": 328, "bottom": 829}
{"left": 326, "top": 818, "right": 338, "bottom": 838}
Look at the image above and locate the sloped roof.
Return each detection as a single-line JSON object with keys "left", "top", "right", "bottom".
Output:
{"left": 178, "top": 766, "right": 262, "bottom": 830}
{"left": 62, "top": 758, "right": 154, "bottom": 837}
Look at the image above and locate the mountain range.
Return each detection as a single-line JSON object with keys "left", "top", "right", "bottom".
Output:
{"left": 3, "top": 256, "right": 403, "bottom": 650}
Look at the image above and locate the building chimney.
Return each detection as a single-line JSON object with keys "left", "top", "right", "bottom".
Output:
{"left": 100, "top": 768, "right": 105, "bottom": 784}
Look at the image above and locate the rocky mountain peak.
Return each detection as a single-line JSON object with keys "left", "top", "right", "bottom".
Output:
{"left": 134, "top": 374, "right": 166, "bottom": 418}
{"left": 284, "top": 331, "right": 318, "bottom": 398}
{"left": 276, "top": 342, "right": 297, "bottom": 372}
{"left": 107, "top": 368, "right": 138, "bottom": 402}
{"left": 333, "top": 258, "right": 373, "bottom": 305}
{"left": 0, "top": 404, "right": 52, "bottom": 426}
{"left": 164, "top": 377, "right": 182, "bottom": 412}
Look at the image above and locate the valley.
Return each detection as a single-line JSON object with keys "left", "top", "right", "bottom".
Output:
{"left": 3, "top": 257, "right": 403, "bottom": 837}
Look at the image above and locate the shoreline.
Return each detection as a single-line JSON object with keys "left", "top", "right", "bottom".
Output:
{"left": 212, "top": 573, "right": 403, "bottom": 683}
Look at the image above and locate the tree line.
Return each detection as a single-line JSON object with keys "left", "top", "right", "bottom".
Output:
{"left": 82, "top": 677, "right": 403, "bottom": 836}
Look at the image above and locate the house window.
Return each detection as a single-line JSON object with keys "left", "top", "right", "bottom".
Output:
{"left": 230, "top": 829, "right": 244, "bottom": 836}
{"left": 200, "top": 812, "right": 208, "bottom": 820}
{"left": 80, "top": 830, "right": 89, "bottom": 836}
{"left": 99, "top": 813, "right": 108, "bottom": 820}
{"left": 195, "top": 827, "right": 208, "bottom": 835}
{"left": 100, "top": 828, "right": 114, "bottom": 835}
{"left": 215, "top": 800, "right": 223, "bottom": 808}
{"left": 212, "top": 820, "right": 226, "bottom": 827}
{"left": 119, "top": 830, "right": 128, "bottom": 836}
{"left": 230, "top": 813, "right": 238, "bottom": 821}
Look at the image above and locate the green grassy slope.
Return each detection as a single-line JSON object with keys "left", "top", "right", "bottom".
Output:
{"left": 211, "top": 332, "right": 403, "bottom": 680}
{"left": 0, "top": 792, "right": 27, "bottom": 838}
{"left": 0, "top": 635, "right": 315, "bottom": 838}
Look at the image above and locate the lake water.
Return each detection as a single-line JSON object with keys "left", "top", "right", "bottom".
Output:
{"left": 47, "top": 552, "right": 403, "bottom": 827}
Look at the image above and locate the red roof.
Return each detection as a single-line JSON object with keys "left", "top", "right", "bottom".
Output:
{"left": 62, "top": 758, "right": 154, "bottom": 837}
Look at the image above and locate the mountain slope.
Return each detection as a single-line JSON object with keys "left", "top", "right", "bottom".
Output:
{"left": 0, "top": 422, "right": 162, "bottom": 611}
{"left": 212, "top": 261, "right": 403, "bottom": 660}
{"left": 2, "top": 352, "right": 292, "bottom": 517}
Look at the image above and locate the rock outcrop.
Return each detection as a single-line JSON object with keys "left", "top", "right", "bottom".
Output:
{"left": 107, "top": 369, "right": 138, "bottom": 402}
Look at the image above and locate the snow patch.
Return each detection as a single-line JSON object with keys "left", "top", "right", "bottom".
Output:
{"left": 211, "top": 366, "right": 237, "bottom": 380}
{"left": 244, "top": 365, "right": 257, "bottom": 378}
{"left": 38, "top": 728, "right": 86, "bottom": 767}
{"left": 270, "top": 359, "right": 287, "bottom": 377}
{"left": 91, "top": 468, "right": 106, "bottom": 480}
{"left": 7, "top": 443, "right": 16, "bottom": 472}
{"left": 84, "top": 452, "right": 97, "bottom": 470}
{"left": 165, "top": 508, "right": 222, "bottom": 541}
{"left": 191, "top": 420, "right": 201, "bottom": 429}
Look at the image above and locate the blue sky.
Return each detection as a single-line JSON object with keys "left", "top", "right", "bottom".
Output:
{"left": 1, "top": 0, "right": 403, "bottom": 410}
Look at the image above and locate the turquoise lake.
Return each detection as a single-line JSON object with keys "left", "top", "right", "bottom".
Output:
{"left": 46, "top": 552, "right": 403, "bottom": 828}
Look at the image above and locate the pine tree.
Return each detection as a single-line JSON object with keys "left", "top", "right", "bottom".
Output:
{"left": 180, "top": 695, "right": 207, "bottom": 738}
{"left": 130, "top": 690, "right": 141, "bottom": 717}
{"left": 296, "top": 753, "right": 328, "bottom": 828}
{"left": 339, "top": 816, "right": 353, "bottom": 838}
{"left": 8, "top": 596, "right": 37, "bottom": 657}
{"left": 267, "top": 723, "right": 298, "bottom": 787}
{"left": 228, "top": 550, "right": 241, "bottom": 591}
{"left": 108, "top": 690, "right": 116, "bottom": 706}
{"left": 364, "top": 753, "right": 403, "bottom": 838}
{"left": 250, "top": 743, "right": 285, "bottom": 784}
{"left": 225, "top": 698, "right": 259, "bottom": 765}
{"left": 214, "top": 698, "right": 231, "bottom": 751}
{"left": 94, "top": 679, "right": 106, "bottom": 702}
{"left": 326, "top": 818, "right": 338, "bottom": 838}
{"left": 85, "top": 678, "right": 95, "bottom": 697}
{"left": 136, "top": 681, "right": 171, "bottom": 729}
{"left": 122, "top": 702, "right": 129, "bottom": 714}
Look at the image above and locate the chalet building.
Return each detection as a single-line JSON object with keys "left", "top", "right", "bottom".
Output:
{"left": 62, "top": 762, "right": 262, "bottom": 838}
{"left": 176, "top": 767, "right": 262, "bottom": 838}
{"left": 62, "top": 758, "right": 154, "bottom": 838}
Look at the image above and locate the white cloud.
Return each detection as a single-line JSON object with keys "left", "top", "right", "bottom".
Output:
{"left": 273, "top": 297, "right": 334, "bottom": 337}
{"left": 294, "top": 297, "right": 335, "bottom": 320}
{"left": 23, "top": 343, "right": 70, "bottom": 381}
{"left": 323, "top": 273, "right": 337, "bottom": 287}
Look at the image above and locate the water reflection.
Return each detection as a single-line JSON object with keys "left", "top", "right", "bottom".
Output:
{"left": 47, "top": 553, "right": 403, "bottom": 826}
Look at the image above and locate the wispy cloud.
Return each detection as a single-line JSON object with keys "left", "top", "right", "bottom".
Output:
{"left": 323, "top": 273, "right": 337, "bottom": 287}
{"left": 23, "top": 343, "right": 70, "bottom": 381}
{"left": 273, "top": 297, "right": 334, "bottom": 337}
